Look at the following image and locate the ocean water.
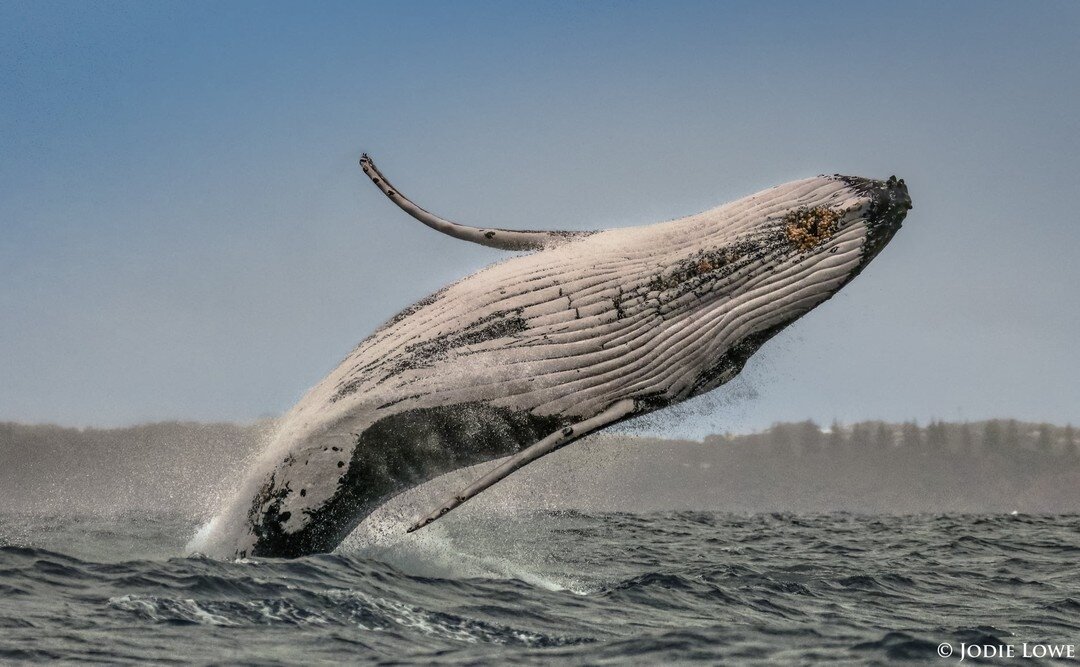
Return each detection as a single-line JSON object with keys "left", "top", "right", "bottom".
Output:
{"left": 1, "top": 511, "right": 1078, "bottom": 664}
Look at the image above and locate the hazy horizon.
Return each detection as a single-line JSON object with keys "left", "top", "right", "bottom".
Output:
{"left": 4, "top": 418, "right": 1078, "bottom": 519}
{"left": 3, "top": 2, "right": 1078, "bottom": 438}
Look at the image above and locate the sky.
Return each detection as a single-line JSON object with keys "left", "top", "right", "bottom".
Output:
{"left": 1, "top": 1, "right": 1078, "bottom": 437}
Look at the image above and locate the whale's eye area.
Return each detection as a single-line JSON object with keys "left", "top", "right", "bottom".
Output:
{"left": 784, "top": 206, "right": 843, "bottom": 251}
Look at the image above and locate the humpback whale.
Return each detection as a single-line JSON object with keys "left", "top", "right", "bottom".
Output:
{"left": 196, "top": 155, "right": 911, "bottom": 559}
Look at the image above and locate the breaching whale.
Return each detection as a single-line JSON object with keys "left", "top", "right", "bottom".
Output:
{"left": 195, "top": 155, "right": 911, "bottom": 559}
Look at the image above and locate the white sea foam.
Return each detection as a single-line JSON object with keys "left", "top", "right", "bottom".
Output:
{"left": 184, "top": 516, "right": 219, "bottom": 555}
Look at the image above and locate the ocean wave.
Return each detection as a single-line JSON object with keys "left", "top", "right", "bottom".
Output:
{"left": 2, "top": 512, "right": 1079, "bottom": 664}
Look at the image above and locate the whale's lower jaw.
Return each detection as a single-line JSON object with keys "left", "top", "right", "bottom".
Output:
{"left": 243, "top": 403, "right": 570, "bottom": 558}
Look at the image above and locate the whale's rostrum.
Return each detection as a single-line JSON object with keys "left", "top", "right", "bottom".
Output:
{"left": 194, "top": 156, "right": 911, "bottom": 559}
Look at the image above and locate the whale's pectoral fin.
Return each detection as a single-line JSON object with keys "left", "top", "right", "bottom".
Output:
{"left": 360, "top": 153, "right": 595, "bottom": 252}
{"left": 407, "top": 399, "right": 638, "bottom": 533}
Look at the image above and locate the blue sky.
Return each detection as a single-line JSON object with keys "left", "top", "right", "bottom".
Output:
{"left": 2, "top": 1, "right": 1078, "bottom": 435}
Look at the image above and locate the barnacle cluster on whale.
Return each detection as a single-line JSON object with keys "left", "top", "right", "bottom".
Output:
{"left": 784, "top": 206, "right": 844, "bottom": 251}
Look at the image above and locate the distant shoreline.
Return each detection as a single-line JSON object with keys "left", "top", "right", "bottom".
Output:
{"left": 2, "top": 419, "right": 1078, "bottom": 517}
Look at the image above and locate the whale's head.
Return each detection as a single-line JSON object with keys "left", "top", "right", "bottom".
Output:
{"left": 678, "top": 174, "right": 911, "bottom": 395}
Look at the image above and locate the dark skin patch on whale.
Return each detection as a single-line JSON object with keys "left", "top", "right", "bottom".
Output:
{"left": 832, "top": 175, "right": 909, "bottom": 272}
{"left": 689, "top": 321, "right": 792, "bottom": 397}
{"left": 330, "top": 307, "right": 528, "bottom": 403}
{"left": 374, "top": 308, "right": 529, "bottom": 382}
{"left": 614, "top": 230, "right": 787, "bottom": 323}
{"left": 247, "top": 472, "right": 293, "bottom": 551}
{"left": 247, "top": 402, "right": 568, "bottom": 557}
